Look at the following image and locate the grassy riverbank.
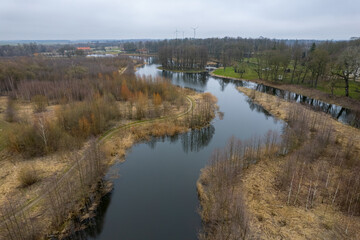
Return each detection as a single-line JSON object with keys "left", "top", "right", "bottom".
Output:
{"left": 197, "top": 87, "right": 360, "bottom": 239}
{"left": 157, "top": 66, "right": 207, "bottom": 74}
{"left": 211, "top": 68, "right": 360, "bottom": 111}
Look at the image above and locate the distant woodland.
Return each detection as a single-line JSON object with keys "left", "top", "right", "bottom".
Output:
{"left": 1, "top": 37, "right": 359, "bottom": 98}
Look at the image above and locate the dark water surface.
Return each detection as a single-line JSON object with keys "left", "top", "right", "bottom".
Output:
{"left": 87, "top": 62, "right": 285, "bottom": 240}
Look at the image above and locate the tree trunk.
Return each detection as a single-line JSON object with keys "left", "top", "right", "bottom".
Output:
{"left": 291, "top": 60, "right": 298, "bottom": 83}
{"left": 345, "top": 77, "right": 349, "bottom": 97}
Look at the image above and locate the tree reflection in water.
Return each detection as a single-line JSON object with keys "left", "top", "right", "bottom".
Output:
{"left": 181, "top": 125, "right": 215, "bottom": 153}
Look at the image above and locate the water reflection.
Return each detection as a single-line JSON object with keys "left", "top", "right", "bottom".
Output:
{"left": 253, "top": 84, "right": 360, "bottom": 127}
{"left": 85, "top": 192, "right": 113, "bottom": 238}
{"left": 181, "top": 125, "right": 215, "bottom": 153}
{"left": 245, "top": 98, "right": 273, "bottom": 118}
{"left": 144, "top": 125, "right": 216, "bottom": 153}
{"left": 161, "top": 71, "right": 209, "bottom": 90}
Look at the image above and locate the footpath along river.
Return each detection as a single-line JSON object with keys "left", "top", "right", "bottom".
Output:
{"left": 87, "top": 60, "right": 284, "bottom": 239}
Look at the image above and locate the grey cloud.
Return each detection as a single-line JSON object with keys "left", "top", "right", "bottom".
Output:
{"left": 0, "top": 0, "right": 359, "bottom": 40}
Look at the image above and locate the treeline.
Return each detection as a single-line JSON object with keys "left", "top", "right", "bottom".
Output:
{"left": 124, "top": 37, "right": 283, "bottom": 58}
{"left": 253, "top": 40, "right": 360, "bottom": 96}
{"left": 158, "top": 44, "right": 208, "bottom": 71}
{"left": 0, "top": 40, "right": 124, "bottom": 57}
{"left": 0, "top": 56, "right": 130, "bottom": 97}
{"left": 128, "top": 37, "right": 360, "bottom": 97}
{"left": 0, "top": 43, "right": 54, "bottom": 57}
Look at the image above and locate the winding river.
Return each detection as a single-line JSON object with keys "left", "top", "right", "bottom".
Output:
{"left": 85, "top": 58, "right": 358, "bottom": 239}
{"left": 83, "top": 60, "right": 282, "bottom": 240}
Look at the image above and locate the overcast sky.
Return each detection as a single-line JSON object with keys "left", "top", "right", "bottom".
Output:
{"left": 1, "top": 0, "right": 359, "bottom": 40}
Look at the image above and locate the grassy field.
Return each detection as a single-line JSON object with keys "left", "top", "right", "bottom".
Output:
{"left": 213, "top": 62, "right": 360, "bottom": 100}
{"left": 213, "top": 66, "right": 258, "bottom": 80}
{"left": 317, "top": 79, "right": 360, "bottom": 99}
{"left": 157, "top": 66, "right": 207, "bottom": 74}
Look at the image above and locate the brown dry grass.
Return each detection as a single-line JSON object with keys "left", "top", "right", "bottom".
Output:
{"left": 236, "top": 87, "right": 360, "bottom": 239}
{"left": 241, "top": 156, "right": 360, "bottom": 239}
{"left": 0, "top": 96, "right": 59, "bottom": 124}
{"left": 0, "top": 97, "right": 81, "bottom": 208}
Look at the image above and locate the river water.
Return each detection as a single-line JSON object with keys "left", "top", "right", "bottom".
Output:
{"left": 86, "top": 62, "right": 284, "bottom": 240}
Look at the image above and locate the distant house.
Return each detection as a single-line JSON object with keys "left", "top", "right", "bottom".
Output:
{"left": 136, "top": 48, "right": 149, "bottom": 55}
{"left": 77, "top": 47, "right": 91, "bottom": 51}
{"left": 76, "top": 47, "right": 92, "bottom": 55}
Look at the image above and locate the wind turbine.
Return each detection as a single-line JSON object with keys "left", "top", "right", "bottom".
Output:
{"left": 174, "top": 29, "right": 180, "bottom": 39}
{"left": 191, "top": 26, "right": 198, "bottom": 39}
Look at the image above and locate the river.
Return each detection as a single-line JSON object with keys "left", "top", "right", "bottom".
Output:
{"left": 86, "top": 61, "right": 285, "bottom": 239}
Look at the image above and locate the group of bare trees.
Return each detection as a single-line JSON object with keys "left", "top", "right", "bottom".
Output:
{"left": 254, "top": 40, "right": 360, "bottom": 97}
{"left": 184, "top": 93, "right": 218, "bottom": 129}
{"left": 3, "top": 56, "right": 190, "bottom": 158}
{"left": 1, "top": 139, "right": 107, "bottom": 239}
{"left": 198, "top": 131, "right": 280, "bottom": 239}
{"left": 158, "top": 44, "right": 208, "bottom": 71}
{"left": 279, "top": 105, "right": 360, "bottom": 224}
{"left": 0, "top": 56, "right": 130, "bottom": 98}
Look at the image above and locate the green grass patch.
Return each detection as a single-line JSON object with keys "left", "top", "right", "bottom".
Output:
{"left": 213, "top": 66, "right": 258, "bottom": 80}
{"left": 317, "top": 80, "right": 360, "bottom": 100}
{"left": 213, "top": 61, "right": 360, "bottom": 101}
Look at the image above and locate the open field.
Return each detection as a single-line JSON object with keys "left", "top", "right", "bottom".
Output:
{"left": 213, "top": 66, "right": 258, "bottom": 80}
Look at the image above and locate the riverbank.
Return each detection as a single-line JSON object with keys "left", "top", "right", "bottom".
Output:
{"left": 157, "top": 66, "right": 207, "bottom": 74}
{"left": 210, "top": 70, "right": 360, "bottom": 112}
{"left": 197, "top": 87, "right": 360, "bottom": 239}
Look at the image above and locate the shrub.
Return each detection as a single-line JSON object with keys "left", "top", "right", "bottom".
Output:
{"left": 5, "top": 98, "right": 18, "bottom": 122}
{"left": 32, "top": 95, "right": 48, "bottom": 113}
{"left": 18, "top": 166, "right": 39, "bottom": 187}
